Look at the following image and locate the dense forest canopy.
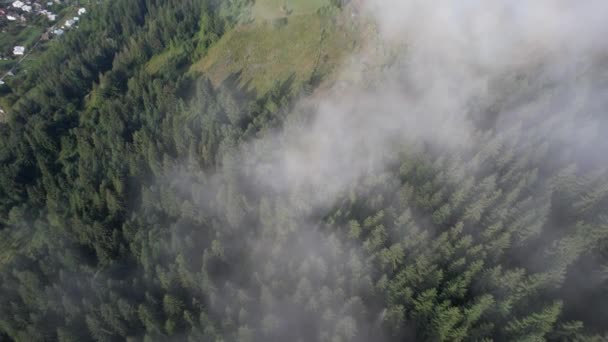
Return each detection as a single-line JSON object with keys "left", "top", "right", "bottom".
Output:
{"left": 0, "top": 0, "right": 607, "bottom": 341}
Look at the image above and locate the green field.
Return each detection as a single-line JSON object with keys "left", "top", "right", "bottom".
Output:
{"left": 253, "top": 0, "right": 330, "bottom": 20}
{"left": 191, "top": 7, "right": 357, "bottom": 94}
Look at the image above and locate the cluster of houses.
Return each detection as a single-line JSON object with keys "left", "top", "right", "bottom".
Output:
{"left": 1, "top": 0, "right": 63, "bottom": 23}
{"left": 0, "top": 2, "right": 88, "bottom": 56}
{"left": 60, "top": 7, "right": 85, "bottom": 30}
{"left": 0, "top": 1, "right": 89, "bottom": 93}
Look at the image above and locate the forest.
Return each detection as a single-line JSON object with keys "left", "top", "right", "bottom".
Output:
{"left": 0, "top": 0, "right": 607, "bottom": 341}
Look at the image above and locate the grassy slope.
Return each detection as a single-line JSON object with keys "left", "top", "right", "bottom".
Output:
{"left": 2, "top": 2, "right": 365, "bottom": 268}
{"left": 145, "top": 45, "right": 186, "bottom": 75}
{"left": 253, "top": 0, "right": 329, "bottom": 20}
{"left": 190, "top": 0, "right": 359, "bottom": 94}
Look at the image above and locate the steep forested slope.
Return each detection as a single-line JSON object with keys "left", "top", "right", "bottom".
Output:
{"left": 0, "top": 0, "right": 607, "bottom": 341}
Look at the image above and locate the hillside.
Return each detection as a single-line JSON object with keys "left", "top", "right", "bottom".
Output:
{"left": 0, "top": 1, "right": 607, "bottom": 341}
{"left": 190, "top": 1, "right": 360, "bottom": 94}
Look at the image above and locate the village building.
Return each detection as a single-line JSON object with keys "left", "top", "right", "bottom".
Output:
{"left": 7, "top": 15, "right": 17, "bottom": 21}
{"left": 52, "top": 28, "right": 64, "bottom": 35}
{"left": 64, "top": 18, "right": 75, "bottom": 27}
{"left": 78, "top": 7, "right": 86, "bottom": 15}
{"left": 13, "top": 46, "right": 25, "bottom": 56}
{"left": 12, "top": 1, "right": 24, "bottom": 9}
{"left": 21, "top": 4, "right": 32, "bottom": 12}
{"left": 40, "top": 10, "right": 56, "bottom": 20}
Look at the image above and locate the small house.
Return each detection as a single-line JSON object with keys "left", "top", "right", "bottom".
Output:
{"left": 77, "top": 7, "right": 86, "bottom": 15}
{"left": 12, "top": 1, "right": 24, "bottom": 9}
{"left": 13, "top": 46, "right": 25, "bottom": 56}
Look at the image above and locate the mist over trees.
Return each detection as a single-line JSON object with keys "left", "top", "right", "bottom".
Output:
{"left": 1, "top": 0, "right": 608, "bottom": 341}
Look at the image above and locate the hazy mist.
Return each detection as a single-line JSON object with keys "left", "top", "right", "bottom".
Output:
{"left": 169, "top": 1, "right": 608, "bottom": 340}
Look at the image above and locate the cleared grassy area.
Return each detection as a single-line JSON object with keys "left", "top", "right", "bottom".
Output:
{"left": 145, "top": 45, "right": 186, "bottom": 75}
{"left": 191, "top": 9, "right": 358, "bottom": 94}
{"left": 253, "top": 0, "right": 330, "bottom": 20}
